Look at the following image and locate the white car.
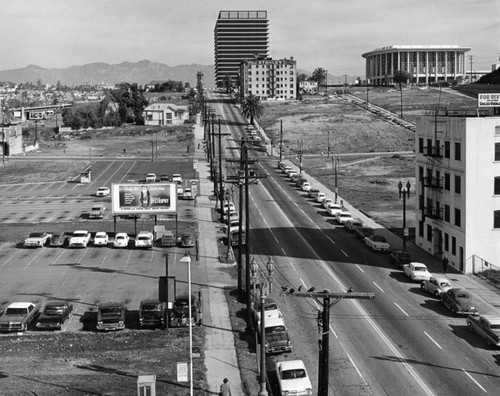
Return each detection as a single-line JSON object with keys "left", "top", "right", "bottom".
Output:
{"left": 135, "top": 231, "right": 153, "bottom": 248}
{"left": 276, "top": 360, "right": 313, "bottom": 396}
{"left": 183, "top": 188, "right": 194, "bottom": 200}
{"left": 403, "top": 262, "right": 432, "bottom": 282}
{"left": 421, "top": 275, "right": 452, "bottom": 297}
{"left": 364, "top": 234, "right": 391, "bottom": 252}
{"left": 252, "top": 298, "right": 283, "bottom": 329}
{"left": 95, "top": 187, "right": 110, "bottom": 197}
{"left": 301, "top": 182, "right": 311, "bottom": 191}
{"left": 113, "top": 233, "right": 130, "bottom": 248}
{"left": 322, "top": 197, "right": 333, "bottom": 209}
{"left": 93, "top": 232, "right": 109, "bottom": 246}
{"left": 334, "top": 211, "right": 353, "bottom": 225}
{"left": 68, "top": 230, "right": 91, "bottom": 248}
{"left": 172, "top": 174, "right": 183, "bottom": 184}
{"left": 326, "top": 203, "right": 343, "bottom": 216}
{"left": 24, "top": 232, "right": 52, "bottom": 248}
{"left": 145, "top": 173, "right": 157, "bottom": 183}
{"left": 344, "top": 218, "right": 363, "bottom": 232}
{"left": 315, "top": 192, "right": 326, "bottom": 203}
{"left": 223, "top": 201, "right": 236, "bottom": 214}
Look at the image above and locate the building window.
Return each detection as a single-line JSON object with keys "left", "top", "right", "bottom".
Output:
{"left": 495, "top": 177, "right": 500, "bottom": 195}
{"left": 454, "top": 142, "right": 461, "bottom": 161}
{"left": 495, "top": 143, "right": 500, "bottom": 161}
{"left": 427, "top": 139, "right": 432, "bottom": 156}
{"left": 444, "top": 204, "right": 450, "bottom": 222}
{"left": 454, "top": 175, "right": 461, "bottom": 194}
{"left": 454, "top": 208, "right": 461, "bottom": 227}
{"left": 444, "top": 141, "right": 450, "bottom": 158}
{"left": 419, "top": 138, "right": 424, "bottom": 153}
{"left": 444, "top": 173, "right": 450, "bottom": 190}
{"left": 418, "top": 221, "right": 424, "bottom": 237}
{"left": 444, "top": 233, "right": 449, "bottom": 251}
{"left": 427, "top": 224, "right": 433, "bottom": 242}
{"left": 494, "top": 211, "right": 500, "bottom": 228}
{"left": 451, "top": 236, "right": 456, "bottom": 255}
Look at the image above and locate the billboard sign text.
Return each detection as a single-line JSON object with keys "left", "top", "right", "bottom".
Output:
{"left": 111, "top": 183, "right": 177, "bottom": 214}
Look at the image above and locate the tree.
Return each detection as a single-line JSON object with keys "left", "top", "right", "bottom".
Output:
{"left": 312, "top": 68, "right": 327, "bottom": 93}
{"left": 393, "top": 70, "right": 412, "bottom": 118}
{"left": 241, "top": 94, "right": 263, "bottom": 125}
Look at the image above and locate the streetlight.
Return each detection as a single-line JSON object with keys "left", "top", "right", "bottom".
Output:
{"left": 179, "top": 251, "right": 193, "bottom": 396}
{"left": 398, "top": 180, "right": 411, "bottom": 252}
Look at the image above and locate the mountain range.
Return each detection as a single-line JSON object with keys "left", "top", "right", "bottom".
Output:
{"left": 0, "top": 60, "right": 216, "bottom": 88}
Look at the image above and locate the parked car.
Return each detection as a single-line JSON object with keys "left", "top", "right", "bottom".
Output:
{"left": 334, "top": 211, "right": 353, "bottom": 225}
{"left": 134, "top": 231, "right": 153, "bottom": 248}
{"left": 24, "top": 232, "right": 52, "bottom": 248}
{"left": 421, "top": 275, "right": 452, "bottom": 297}
{"left": 223, "top": 201, "right": 236, "bottom": 213}
{"left": 263, "top": 317, "right": 292, "bottom": 354}
{"left": 89, "top": 204, "right": 105, "bottom": 219}
{"left": 440, "top": 288, "right": 478, "bottom": 315}
{"left": 301, "top": 182, "right": 311, "bottom": 191}
{"left": 160, "top": 175, "right": 171, "bottom": 182}
{"left": 403, "top": 262, "right": 431, "bottom": 282}
{"left": 322, "top": 197, "right": 333, "bottom": 209}
{"left": 96, "top": 302, "right": 126, "bottom": 331}
{"left": 466, "top": 314, "right": 500, "bottom": 347}
{"left": 138, "top": 299, "right": 165, "bottom": 328}
{"left": 252, "top": 297, "right": 283, "bottom": 329}
{"left": 95, "top": 186, "right": 110, "bottom": 197}
{"left": 0, "top": 302, "right": 39, "bottom": 332}
{"left": 172, "top": 174, "right": 183, "bottom": 184}
{"left": 365, "top": 234, "right": 391, "bottom": 252}
{"left": 169, "top": 293, "right": 203, "bottom": 327}
{"left": 390, "top": 250, "right": 412, "bottom": 268}
{"left": 315, "top": 192, "right": 326, "bottom": 203}
{"left": 325, "top": 203, "right": 343, "bottom": 216}
{"left": 36, "top": 301, "right": 73, "bottom": 330}
{"left": 93, "top": 231, "right": 109, "bottom": 246}
{"left": 161, "top": 231, "right": 176, "bottom": 247}
{"left": 145, "top": 173, "right": 157, "bottom": 183}
{"left": 49, "top": 232, "right": 68, "bottom": 247}
{"left": 354, "top": 226, "right": 374, "bottom": 241}
{"left": 276, "top": 360, "right": 313, "bottom": 396}
{"left": 183, "top": 187, "right": 194, "bottom": 200}
{"left": 180, "top": 234, "right": 195, "bottom": 248}
{"left": 344, "top": 218, "right": 363, "bottom": 232}
{"left": 177, "top": 185, "right": 184, "bottom": 198}
{"left": 113, "top": 233, "right": 130, "bottom": 248}
{"left": 307, "top": 188, "right": 320, "bottom": 199}
{"left": 68, "top": 230, "right": 91, "bottom": 248}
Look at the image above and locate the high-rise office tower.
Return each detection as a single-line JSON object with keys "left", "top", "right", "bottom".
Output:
{"left": 214, "top": 10, "right": 269, "bottom": 88}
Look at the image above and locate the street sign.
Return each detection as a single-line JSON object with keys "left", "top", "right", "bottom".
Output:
{"left": 478, "top": 93, "right": 500, "bottom": 107}
{"left": 177, "top": 362, "right": 188, "bottom": 382}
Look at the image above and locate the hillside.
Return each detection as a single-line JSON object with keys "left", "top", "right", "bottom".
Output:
{"left": 0, "top": 60, "right": 215, "bottom": 88}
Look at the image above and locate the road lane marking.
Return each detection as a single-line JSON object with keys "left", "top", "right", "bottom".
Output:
{"left": 340, "top": 249, "right": 348, "bottom": 257}
{"left": 355, "top": 264, "right": 365, "bottom": 273}
{"left": 394, "top": 302, "right": 410, "bottom": 317}
{"left": 372, "top": 282, "right": 384, "bottom": 292}
{"left": 462, "top": 369, "right": 487, "bottom": 393}
{"left": 346, "top": 351, "right": 365, "bottom": 380}
{"left": 23, "top": 248, "right": 47, "bottom": 269}
{"left": 424, "top": 332, "right": 443, "bottom": 350}
{"left": 1, "top": 249, "right": 22, "bottom": 267}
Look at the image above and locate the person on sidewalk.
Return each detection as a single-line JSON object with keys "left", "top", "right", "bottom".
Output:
{"left": 442, "top": 255, "right": 449, "bottom": 274}
{"left": 219, "top": 378, "right": 232, "bottom": 396}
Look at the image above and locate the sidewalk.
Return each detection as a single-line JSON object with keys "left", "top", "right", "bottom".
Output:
{"left": 283, "top": 160, "right": 500, "bottom": 315}
{"left": 192, "top": 123, "right": 244, "bottom": 395}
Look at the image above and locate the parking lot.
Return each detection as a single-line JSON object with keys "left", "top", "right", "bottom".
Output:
{"left": 0, "top": 158, "right": 205, "bottom": 334}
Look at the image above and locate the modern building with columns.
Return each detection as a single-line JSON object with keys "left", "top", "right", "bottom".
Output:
{"left": 362, "top": 45, "right": 470, "bottom": 85}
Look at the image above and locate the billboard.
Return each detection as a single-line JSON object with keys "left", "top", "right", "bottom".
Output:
{"left": 111, "top": 183, "right": 177, "bottom": 214}
{"left": 478, "top": 93, "right": 500, "bottom": 107}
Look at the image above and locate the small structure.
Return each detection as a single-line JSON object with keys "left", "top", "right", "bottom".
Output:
{"left": 143, "top": 103, "right": 189, "bottom": 126}
{"left": 137, "top": 375, "right": 156, "bottom": 396}
{"left": 1, "top": 122, "right": 23, "bottom": 157}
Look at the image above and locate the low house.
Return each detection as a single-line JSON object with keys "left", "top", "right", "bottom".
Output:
{"left": 1, "top": 122, "right": 23, "bottom": 156}
{"left": 143, "top": 103, "right": 189, "bottom": 126}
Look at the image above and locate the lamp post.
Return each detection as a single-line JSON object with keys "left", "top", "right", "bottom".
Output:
{"left": 398, "top": 180, "right": 411, "bottom": 252}
{"left": 179, "top": 251, "right": 193, "bottom": 396}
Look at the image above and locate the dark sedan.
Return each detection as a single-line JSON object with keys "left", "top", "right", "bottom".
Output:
{"left": 49, "top": 233, "right": 69, "bottom": 247}
{"left": 390, "top": 250, "right": 412, "bottom": 269}
{"left": 36, "top": 301, "right": 73, "bottom": 330}
{"left": 440, "top": 288, "right": 478, "bottom": 315}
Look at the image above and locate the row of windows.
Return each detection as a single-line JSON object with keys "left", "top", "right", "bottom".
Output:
{"left": 247, "top": 90, "right": 295, "bottom": 97}
{"left": 247, "top": 77, "right": 294, "bottom": 82}
{"left": 420, "top": 166, "right": 462, "bottom": 194}
{"left": 248, "top": 69, "right": 294, "bottom": 74}
{"left": 248, "top": 84, "right": 294, "bottom": 89}
{"left": 419, "top": 224, "right": 459, "bottom": 255}
{"left": 418, "top": 138, "right": 462, "bottom": 160}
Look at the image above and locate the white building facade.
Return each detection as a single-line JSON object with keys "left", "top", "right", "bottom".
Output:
{"left": 362, "top": 45, "right": 470, "bottom": 85}
{"left": 143, "top": 103, "right": 188, "bottom": 126}
{"left": 415, "top": 110, "right": 500, "bottom": 274}
{"left": 239, "top": 57, "right": 297, "bottom": 100}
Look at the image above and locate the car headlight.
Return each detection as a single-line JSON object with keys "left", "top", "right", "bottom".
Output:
{"left": 306, "top": 389, "right": 313, "bottom": 395}
{"left": 281, "top": 391, "right": 289, "bottom": 396}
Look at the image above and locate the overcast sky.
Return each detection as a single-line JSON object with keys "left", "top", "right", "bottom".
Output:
{"left": 1, "top": 0, "right": 498, "bottom": 77}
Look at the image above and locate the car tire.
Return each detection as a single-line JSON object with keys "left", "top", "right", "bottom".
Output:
{"left": 420, "top": 283, "right": 425, "bottom": 290}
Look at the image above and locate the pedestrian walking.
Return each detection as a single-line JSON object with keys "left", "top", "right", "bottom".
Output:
{"left": 137, "top": 147, "right": 141, "bottom": 154}
{"left": 219, "top": 378, "right": 232, "bottom": 396}
{"left": 123, "top": 148, "right": 126, "bottom": 155}
{"left": 442, "top": 255, "right": 449, "bottom": 274}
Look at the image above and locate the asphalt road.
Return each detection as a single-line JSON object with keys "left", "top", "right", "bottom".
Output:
{"left": 215, "top": 94, "right": 500, "bottom": 395}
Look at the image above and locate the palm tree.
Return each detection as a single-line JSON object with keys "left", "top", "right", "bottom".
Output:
{"left": 241, "top": 94, "right": 263, "bottom": 125}
{"left": 393, "top": 70, "right": 412, "bottom": 118}
{"left": 312, "top": 68, "right": 327, "bottom": 93}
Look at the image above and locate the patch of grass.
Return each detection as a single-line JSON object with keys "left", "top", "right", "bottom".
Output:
{"left": 476, "top": 269, "right": 500, "bottom": 288}
{"left": 0, "top": 160, "right": 88, "bottom": 184}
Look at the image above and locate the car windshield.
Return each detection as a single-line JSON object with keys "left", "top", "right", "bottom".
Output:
{"left": 138, "top": 236, "right": 149, "bottom": 240}
{"left": 142, "top": 303, "right": 161, "bottom": 311}
{"left": 414, "top": 267, "right": 426, "bottom": 271}
{"left": 457, "top": 293, "right": 470, "bottom": 299}
{"left": 96, "top": 233, "right": 106, "bottom": 238}
{"left": 98, "top": 188, "right": 107, "bottom": 192}
{"left": 44, "top": 307, "right": 64, "bottom": 314}
{"left": 440, "top": 282, "right": 450, "bottom": 287}
{"left": 265, "top": 325, "right": 285, "bottom": 334}
{"left": 73, "top": 232, "right": 87, "bottom": 237}
{"left": 373, "top": 236, "right": 387, "bottom": 242}
{"left": 29, "top": 233, "right": 43, "bottom": 238}
{"left": 282, "top": 369, "right": 306, "bottom": 380}
{"left": 101, "top": 307, "right": 122, "bottom": 314}
{"left": 5, "top": 308, "right": 28, "bottom": 315}
{"left": 117, "top": 235, "right": 126, "bottom": 240}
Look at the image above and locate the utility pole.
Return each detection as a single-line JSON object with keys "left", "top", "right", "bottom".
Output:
{"left": 468, "top": 55, "right": 474, "bottom": 83}
{"left": 1, "top": 99, "right": 4, "bottom": 164}
{"left": 297, "top": 140, "right": 304, "bottom": 175}
{"left": 327, "top": 129, "right": 330, "bottom": 158}
{"left": 289, "top": 289, "right": 375, "bottom": 396}
{"left": 334, "top": 156, "right": 339, "bottom": 203}
{"left": 212, "top": 118, "right": 230, "bottom": 222}
{"left": 279, "top": 119, "right": 283, "bottom": 163}
{"left": 398, "top": 180, "right": 411, "bottom": 252}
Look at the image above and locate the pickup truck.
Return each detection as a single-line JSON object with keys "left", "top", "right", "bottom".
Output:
{"left": 365, "top": 234, "right": 391, "bottom": 252}
{"left": 138, "top": 299, "right": 165, "bottom": 328}
{"left": 96, "top": 302, "right": 126, "bottom": 331}
{"left": 466, "top": 314, "right": 500, "bottom": 347}
{"left": 263, "top": 317, "right": 292, "bottom": 354}
{"left": 0, "top": 302, "right": 39, "bottom": 332}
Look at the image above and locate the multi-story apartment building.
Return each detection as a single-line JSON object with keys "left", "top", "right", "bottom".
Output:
{"left": 214, "top": 10, "right": 269, "bottom": 88}
{"left": 415, "top": 108, "right": 500, "bottom": 274}
{"left": 239, "top": 57, "right": 297, "bottom": 100}
{"left": 362, "top": 45, "right": 470, "bottom": 85}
